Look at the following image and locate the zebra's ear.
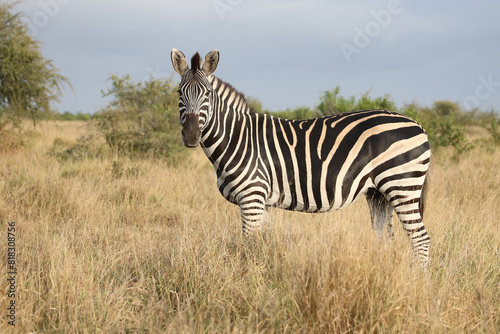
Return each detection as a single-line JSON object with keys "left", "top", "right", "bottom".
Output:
{"left": 171, "top": 48, "right": 189, "bottom": 76}
{"left": 202, "top": 49, "right": 219, "bottom": 76}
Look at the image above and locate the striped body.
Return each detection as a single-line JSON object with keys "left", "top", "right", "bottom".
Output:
{"left": 171, "top": 49, "right": 431, "bottom": 265}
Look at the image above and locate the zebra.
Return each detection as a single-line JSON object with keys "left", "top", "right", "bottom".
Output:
{"left": 171, "top": 49, "right": 431, "bottom": 265}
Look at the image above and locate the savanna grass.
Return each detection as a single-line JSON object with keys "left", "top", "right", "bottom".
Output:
{"left": 0, "top": 121, "right": 498, "bottom": 333}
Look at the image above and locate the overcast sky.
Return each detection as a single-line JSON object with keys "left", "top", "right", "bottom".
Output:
{"left": 13, "top": 0, "right": 500, "bottom": 114}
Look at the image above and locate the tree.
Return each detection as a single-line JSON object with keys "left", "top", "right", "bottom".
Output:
{"left": 0, "top": 1, "right": 70, "bottom": 129}
{"left": 94, "top": 74, "right": 184, "bottom": 161}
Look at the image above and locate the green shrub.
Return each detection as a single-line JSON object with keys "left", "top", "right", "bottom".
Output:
{"left": 56, "top": 111, "right": 93, "bottom": 121}
{"left": 270, "top": 106, "right": 318, "bottom": 120}
{"left": 317, "top": 86, "right": 396, "bottom": 115}
{"left": 92, "top": 74, "right": 186, "bottom": 164}
{"left": 48, "top": 134, "right": 106, "bottom": 161}
{"left": 487, "top": 118, "right": 500, "bottom": 145}
{"left": 473, "top": 118, "right": 500, "bottom": 153}
{"left": 246, "top": 96, "right": 265, "bottom": 113}
{"left": 403, "top": 101, "right": 472, "bottom": 156}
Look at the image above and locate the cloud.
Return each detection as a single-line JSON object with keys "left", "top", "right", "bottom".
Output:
{"left": 11, "top": 0, "right": 500, "bottom": 113}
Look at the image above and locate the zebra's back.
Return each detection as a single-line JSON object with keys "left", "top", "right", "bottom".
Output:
{"left": 256, "top": 109, "right": 430, "bottom": 213}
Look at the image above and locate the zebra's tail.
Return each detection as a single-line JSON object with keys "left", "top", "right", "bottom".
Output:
{"left": 420, "top": 168, "right": 430, "bottom": 219}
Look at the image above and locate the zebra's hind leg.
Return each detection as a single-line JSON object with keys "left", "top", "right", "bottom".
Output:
{"left": 366, "top": 188, "right": 394, "bottom": 239}
{"left": 391, "top": 189, "right": 431, "bottom": 266}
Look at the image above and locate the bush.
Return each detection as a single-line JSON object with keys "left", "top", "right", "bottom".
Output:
{"left": 48, "top": 134, "right": 106, "bottom": 161}
{"left": 270, "top": 106, "right": 318, "bottom": 120}
{"left": 317, "top": 86, "right": 396, "bottom": 115}
{"left": 487, "top": 117, "right": 500, "bottom": 145}
{"left": 246, "top": 96, "right": 265, "bottom": 113}
{"left": 56, "top": 111, "right": 93, "bottom": 121}
{"left": 313, "top": 87, "right": 479, "bottom": 157}
{"left": 92, "top": 74, "right": 186, "bottom": 164}
{"left": 47, "top": 74, "right": 186, "bottom": 164}
{"left": 403, "top": 101, "right": 472, "bottom": 156}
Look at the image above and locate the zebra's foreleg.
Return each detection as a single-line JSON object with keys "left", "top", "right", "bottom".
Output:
{"left": 366, "top": 188, "right": 394, "bottom": 239}
{"left": 239, "top": 199, "right": 266, "bottom": 236}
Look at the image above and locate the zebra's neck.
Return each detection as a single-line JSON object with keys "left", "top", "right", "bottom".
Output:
{"left": 200, "top": 77, "right": 256, "bottom": 169}
{"left": 211, "top": 77, "right": 254, "bottom": 115}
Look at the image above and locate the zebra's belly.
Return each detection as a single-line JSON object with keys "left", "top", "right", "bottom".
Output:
{"left": 265, "top": 200, "right": 337, "bottom": 213}
{"left": 265, "top": 182, "right": 370, "bottom": 213}
{"left": 216, "top": 169, "right": 371, "bottom": 213}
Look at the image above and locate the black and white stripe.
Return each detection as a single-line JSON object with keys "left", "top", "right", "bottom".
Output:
{"left": 171, "top": 49, "right": 431, "bottom": 265}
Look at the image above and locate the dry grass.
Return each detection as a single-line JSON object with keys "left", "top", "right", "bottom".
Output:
{"left": 0, "top": 121, "right": 499, "bottom": 333}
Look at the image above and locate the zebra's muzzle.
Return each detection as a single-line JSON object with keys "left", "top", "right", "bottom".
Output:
{"left": 181, "top": 113, "right": 201, "bottom": 148}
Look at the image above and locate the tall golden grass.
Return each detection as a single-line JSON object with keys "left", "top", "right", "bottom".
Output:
{"left": 0, "top": 121, "right": 499, "bottom": 333}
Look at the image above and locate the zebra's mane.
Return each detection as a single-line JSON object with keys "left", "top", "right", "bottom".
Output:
{"left": 189, "top": 52, "right": 254, "bottom": 114}
{"left": 191, "top": 53, "right": 202, "bottom": 71}
{"left": 212, "top": 77, "right": 255, "bottom": 114}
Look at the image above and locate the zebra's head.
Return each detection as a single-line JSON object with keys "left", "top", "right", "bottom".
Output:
{"left": 171, "top": 48, "right": 220, "bottom": 148}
